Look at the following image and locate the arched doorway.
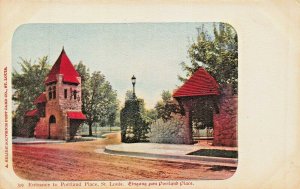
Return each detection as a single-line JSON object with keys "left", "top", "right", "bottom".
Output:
{"left": 190, "top": 99, "right": 214, "bottom": 141}
{"left": 172, "top": 67, "right": 220, "bottom": 144}
{"left": 48, "top": 115, "right": 56, "bottom": 139}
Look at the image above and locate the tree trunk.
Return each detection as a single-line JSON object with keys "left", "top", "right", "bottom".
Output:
{"left": 88, "top": 123, "right": 93, "bottom": 136}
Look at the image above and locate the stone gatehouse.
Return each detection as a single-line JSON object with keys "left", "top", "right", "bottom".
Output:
{"left": 25, "top": 48, "right": 86, "bottom": 140}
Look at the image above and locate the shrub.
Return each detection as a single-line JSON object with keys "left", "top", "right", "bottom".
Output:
{"left": 120, "top": 99, "right": 150, "bottom": 143}
{"left": 147, "top": 116, "right": 187, "bottom": 144}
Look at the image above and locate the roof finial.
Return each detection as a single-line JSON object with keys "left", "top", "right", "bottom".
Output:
{"left": 62, "top": 46, "right": 64, "bottom": 51}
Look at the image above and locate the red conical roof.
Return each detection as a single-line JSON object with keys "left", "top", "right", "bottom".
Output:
{"left": 45, "top": 49, "right": 80, "bottom": 85}
{"left": 173, "top": 67, "right": 220, "bottom": 98}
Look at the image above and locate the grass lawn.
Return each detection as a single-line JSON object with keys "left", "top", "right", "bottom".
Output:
{"left": 188, "top": 149, "right": 238, "bottom": 158}
{"left": 78, "top": 125, "right": 120, "bottom": 138}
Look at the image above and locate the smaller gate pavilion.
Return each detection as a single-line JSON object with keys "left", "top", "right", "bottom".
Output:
{"left": 173, "top": 67, "right": 237, "bottom": 147}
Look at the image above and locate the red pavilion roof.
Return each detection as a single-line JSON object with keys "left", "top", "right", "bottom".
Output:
{"left": 33, "top": 92, "right": 46, "bottom": 104}
{"left": 173, "top": 67, "right": 220, "bottom": 98}
{"left": 67, "top": 112, "right": 87, "bottom": 120}
{"left": 25, "top": 109, "right": 38, "bottom": 117}
{"left": 45, "top": 49, "right": 80, "bottom": 85}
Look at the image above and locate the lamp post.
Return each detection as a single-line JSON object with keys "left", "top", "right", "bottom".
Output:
{"left": 131, "top": 75, "right": 136, "bottom": 99}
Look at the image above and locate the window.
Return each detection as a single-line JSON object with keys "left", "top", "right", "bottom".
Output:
{"left": 64, "top": 89, "right": 67, "bottom": 99}
{"left": 73, "top": 90, "right": 77, "bottom": 99}
{"left": 52, "top": 86, "right": 56, "bottom": 99}
{"left": 49, "top": 115, "right": 56, "bottom": 123}
{"left": 48, "top": 87, "right": 52, "bottom": 100}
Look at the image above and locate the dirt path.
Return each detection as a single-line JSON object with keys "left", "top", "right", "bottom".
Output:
{"left": 13, "top": 133, "right": 235, "bottom": 180}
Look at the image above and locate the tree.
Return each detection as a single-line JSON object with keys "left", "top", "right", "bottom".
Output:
{"left": 179, "top": 23, "right": 238, "bottom": 93}
{"left": 124, "top": 90, "right": 146, "bottom": 114}
{"left": 155, "top": 90, "right": 183, "bottom": 121}
{"left": 125, "top": 89, "right": 158, "bottom": 121}
{"left": 125, "top": 90, "right": 134, "bottom": 101}
{"left": 161, "top": 90, "right": 172, "bottom": 102}
{"left": 145, "top": 109, "right": 158, "bottom": 121}
{"left": 12, "top": 57, "right": 50, "bottom": 135}
{"left": 75, "top": 61, "right": 90, "bottom": 118}
{"left": 75, "top": 63, "right": 118, "bottom": 136}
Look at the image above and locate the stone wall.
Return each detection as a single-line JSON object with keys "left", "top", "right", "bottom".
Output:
{"left": 35, "top": 110, "right": 68, "bottom": 140}
{"left": 34, "top": 74, "right": 83, "bottom": 140}
{"left": 58, "top": 80, "right": 82, "bottom": 111}
{"left": 35, "top": 117, "right": 48, "bottom": 138}
{"left": 54, "top": 75, "right": 80, "bottom": 110}
{"left": 213, "top": 92, "right": 238, "bottom": 147}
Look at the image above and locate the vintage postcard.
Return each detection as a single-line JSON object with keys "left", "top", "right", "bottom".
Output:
{"left": 1, "top": 1, "right": 300, "bottom": 189}
{"left": 11, "top": 22, "right": 238, "bottom": 182}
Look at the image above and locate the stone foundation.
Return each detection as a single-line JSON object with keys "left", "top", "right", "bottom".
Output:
{"left": 213, "top": 94, "right": 238, "bottom": 147}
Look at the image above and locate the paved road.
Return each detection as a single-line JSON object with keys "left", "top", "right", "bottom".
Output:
{"left": 13, "top": 133, "right": 236, "bottom": 180}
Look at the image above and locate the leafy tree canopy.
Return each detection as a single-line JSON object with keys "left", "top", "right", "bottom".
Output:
{"left": 12, "top": 56, "right": 50, "bottom": 135}
{"left": 155, "top": 90, "right": 182, "bottom": 121}
{"left": 161, "top": 90, "right": 172, "bottom": 102}
{"left": 125, "top": 90, "right": 134, "bottom": 101}
{"left": 75, "top": 62, "right": 119, "bottom": 136}
{"left": 179, "top": 23, "right": 238, "bottom": 93}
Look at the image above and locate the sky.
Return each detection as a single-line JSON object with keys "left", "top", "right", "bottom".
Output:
{"left": 12, "top": 23, "right": 215, "bottom": 109}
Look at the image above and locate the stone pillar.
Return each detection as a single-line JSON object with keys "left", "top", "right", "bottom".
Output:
{"left": 183, "top": 110, "right": 193, "bottom": 144}
{"left": 65, "top": 117, "right": 70, "bottom": 141}
{"left": 181, "top": 99, "right": 194, "bottom": 144}
{"left": 213, "top": 84, "right": 238, "bottom": 147}
{"left": 48, "top": 122, "right": 51, "bottom": 139}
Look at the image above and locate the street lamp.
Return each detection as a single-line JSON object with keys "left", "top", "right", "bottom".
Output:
{"left": 131, "top": 75, "right": 136, "bottom": 99}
